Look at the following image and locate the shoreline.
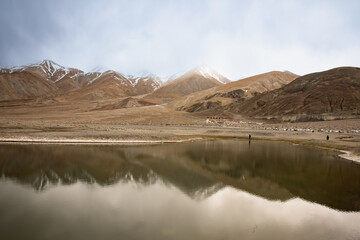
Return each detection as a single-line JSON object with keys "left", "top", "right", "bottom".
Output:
{"left": 0, "top": 120, "right": 359, "bottom": 163}
{"left": 0, "top": 137, "right": 198, "bottom": 144}
{"left": 0, "top": 133, "right": 359, "bottom": 164}
{"left": 339, "top": 151, "right": 360, "bottom": 163}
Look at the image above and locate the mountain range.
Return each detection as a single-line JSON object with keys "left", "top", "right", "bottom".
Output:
{"left": 0, "top": 60, "right": 162, "bottom": 101}
{"left": 0, "top": 60, "right": 359, "bottom": 122}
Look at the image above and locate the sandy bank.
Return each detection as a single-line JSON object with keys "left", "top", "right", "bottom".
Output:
{"left": 339, "top": 151, "right": 360, "bottom": 163}
{"left": 0, "top": 121, "right": 359, "bottom": 163}
{"left": 0, "top": 137, "right": 199, "bottom": 144}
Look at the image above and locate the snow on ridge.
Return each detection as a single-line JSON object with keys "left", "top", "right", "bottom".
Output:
{"left": 7, "top": 63, "right": 41, "bottom": 74}
{"left": 37, "top": 60, "right": 67, "bottom": 76}
{"left": 113, "top": 75, "right": 123, "bottom": 82}
{"left": 8, "top": 66, "right": 25, "bottom": 74}
{"left": 152, "top": 77, "right": 163, "bottom": 89}
{"left": 104, "top": 70, "right": 127, "bottom": 80}
{"left": 70, "top": 72, "right": 84, "bottom": 79}
{"left": 6, "top": 60, "right": 69, "bottom": 79}
{"left": 195, "top": 67, "right": 227, "bottom": 84}
{"left": 3, "top": 61, "right": 167, "bottom": 89}
{"left": 54, "top": 72, "right": 69, "bottom": 82}
{"left": 127, "top": 76, "right": 140, "bottom": 87}
{"left": 132, "top": 71, "right": 157, "bottom": 79}
{"left": 31, "top": 60, "right": 70, "bottom": 80}
{"left": 126, "top": 73, "right": 163, "bottom": 88}
{"left": 88, "top": 72, "right": 103, "bottom": 84}
{"left": 87, "top": 70, "right": 128, "bottom": 85}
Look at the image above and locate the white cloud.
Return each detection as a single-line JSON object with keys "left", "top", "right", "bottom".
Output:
{"left": 0, "top": 0, "right": 359, "bottom": 80}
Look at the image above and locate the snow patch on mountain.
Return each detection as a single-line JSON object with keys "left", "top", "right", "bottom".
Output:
{"left": 195, "top": 67, "right": 228, "bottom": 84}
{"left": 88, "top": 72, "right": 103, "bottom": 84}
{"left": 6, "top": 60, "right": 70, "bottom": 82}
{"left": 127, "top": 73, "right": 163, "bottom": 89}
{"left": 127, "top": 76, "right": 141, "bottom": 87}
{"left": 54, "top": 72, "right": 68, "bottom": 82}
{"left": 70, "top": 72, "right": 84, "bottom": 80}
{"left": 8, "top": 66, "right": 26, "bottom": 74}
{"left": 41, "top": 59, "right": 65, "bottom": 75}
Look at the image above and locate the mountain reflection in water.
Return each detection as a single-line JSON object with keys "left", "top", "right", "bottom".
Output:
{"left": 0, "top": 140, "right": 359, "bottom": 211}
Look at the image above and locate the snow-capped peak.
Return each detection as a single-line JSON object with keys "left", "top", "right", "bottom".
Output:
{"left": 87, "top": 70, "right": 127, "bottom": 85}
{"left": 39, "top": 59, "right": 66, "bottom": 75}
{"left": 103, "top": 70, "right": 126, "bottom": 78}
{"left": 193, "top": 67, "right": 229, "bottom": 84}
{"left": 6, "top": 60, "right": 69, "bottom": 79}
{"left": 126, "top": 72, "right": 163, "bottom": 88}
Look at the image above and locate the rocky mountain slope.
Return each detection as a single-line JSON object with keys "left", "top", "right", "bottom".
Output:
{"left": 173, "top": 71, "right": 298, "bottom": 113}
{"left": 230, "top": 67, "right": 360, "bottom": 121}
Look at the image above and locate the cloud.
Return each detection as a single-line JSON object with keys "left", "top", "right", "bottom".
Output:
{"left": 0, "top": 0, "right": 359, "bottom": 80}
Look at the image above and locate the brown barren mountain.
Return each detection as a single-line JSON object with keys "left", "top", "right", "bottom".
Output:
{"left": 0, "top": 69, "right": 58, "bottom": 101}
{"left": 0, "top": 60, "right": 96, "bottom": 101}
{"left": 173, "top": 71, "right": 298, "bottom": 113}
{"left": 143, "top": 68, "right": 230, "bottom": 104}
{"left": 231, "top": 67, "right": 360, "bottom": 121}
{"left": 92, "top": 97, "right": 155, "bottom": 111}
{"left": 58, "top": 71, "right": 163, "bottom": 101}
{"left": 53, "top": 71, "right": 97, "bottom": 93}
{"left": 62, "top": 71, "right": 137, "bottom": 101}
{"left": 127, "top": 75, "right": 162, "bottom": 96}
{"left": 0, "top": 60, "right": 162, "bottom": 103}
{"left": 0, "top": 60, "right": 69, "bottom": 101}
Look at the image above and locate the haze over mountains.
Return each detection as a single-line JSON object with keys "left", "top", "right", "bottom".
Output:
{"left": 0, "top": 60, "right": 359, "bottom": 122}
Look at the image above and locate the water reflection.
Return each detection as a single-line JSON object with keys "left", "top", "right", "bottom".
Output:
{"left": 1, "top": 141, "right": 360, "bottom": 240}
{"left": 1, "top": 141, "right": 360, "bottom": 211}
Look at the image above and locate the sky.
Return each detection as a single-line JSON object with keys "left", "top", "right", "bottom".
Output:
{"left": 0, "top": 0, "right": 359, "bottom": 80}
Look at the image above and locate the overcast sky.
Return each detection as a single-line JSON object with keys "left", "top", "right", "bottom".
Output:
{"left": 0, "top": 0, "right": 359, "bottom": 80}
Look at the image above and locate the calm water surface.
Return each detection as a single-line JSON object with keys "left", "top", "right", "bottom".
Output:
{"left": 0, "top": 140, "right": 360, "bottom": 240}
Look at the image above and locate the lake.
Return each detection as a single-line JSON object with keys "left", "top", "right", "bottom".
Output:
{"left": 0, "top": 140, "right": 359, "bottom": 240}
